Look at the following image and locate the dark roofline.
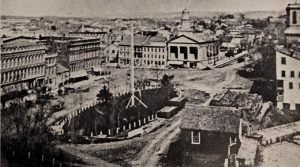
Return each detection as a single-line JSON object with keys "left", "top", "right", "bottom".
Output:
{"left": 167, "top": 34, "right": 216, "bottom": 45}
{"left": 3, "top": 36, "right": 37, "bottom": 43}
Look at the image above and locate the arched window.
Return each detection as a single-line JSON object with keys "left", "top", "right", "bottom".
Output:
{"left": 293, "top": 11, "right": 297, "bottom": 24}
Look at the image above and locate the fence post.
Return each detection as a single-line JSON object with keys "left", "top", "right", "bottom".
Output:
{"left": 134, "top": 122, "right": 136, "bottom": 128}
{"left": 129, "top": 123, "right": 131, "bottom": 129}
{"left": 42, "top": 154, "right": 44, "bottom": 162}
{"left": 12, "top": 150, "right": 15, "bottom": 157}
{"left": 52, "top": 158, "right": 55, "bottom": 166}
{"left": 123, "top": 125, "right": 126, "bottom": 131}
{"left": 60, "top": 162, "right": 62, "bottom": 167}
{"left": 139, "top": 120, "right": 141, "bottom": 126}
{"left": 144, "top": 118, "right": 146, "bottom": 124}
{"left": 100, "top": 131, "right": 102, "bottom": 135}
{"left": 28, "top": 152, "right": 30, "bottom": 159}
{"left": 108, "top": 129, "right": 111, "bottom": 136}
{"left": 148, "top": 116, "right": 150, "bottom": 121}
{"left": 91, "top": 132, "right": 93, "bottom": 137}
{"left": 116, "top": 127, "right": 119, "bottom": 134}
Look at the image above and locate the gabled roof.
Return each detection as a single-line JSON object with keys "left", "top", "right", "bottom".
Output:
{"left": 168, "top": 34, "right": 215, "bottom": 44}
{"left": 168, "top": 34, "right": 200, "bottom": 44}
{"left": 2, "top": 36, "right": 37, "bottom": 43}
{"left": 2, "top": 36, "right": 38, "bottom": 47}
{"left": 180, "top": 106, "right": 241, "bottom": 133}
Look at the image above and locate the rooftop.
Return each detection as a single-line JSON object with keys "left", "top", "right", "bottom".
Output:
{"left": 276, "top": 48, "right": 300, "bottom": 61}
{"left": 180, "top": 106, "right": 241, "bottom": 133}
{"left": 210, "top": 90, "right": 262, "bottom": 108}
{"left": 119, "top": 35, "right": 167, "bottom": 46}
{"left": 56, "top": 63, "right": 69, "bottom": 74}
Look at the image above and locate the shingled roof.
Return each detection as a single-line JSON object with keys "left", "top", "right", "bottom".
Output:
{"left": 180, "top": 106, "right": 241, "bottom": 134}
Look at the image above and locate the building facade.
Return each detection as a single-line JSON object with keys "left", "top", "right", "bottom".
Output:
{"left": 118, "top": 35, "right": 168, "bottom": 69}
{"left": 167, "top": 35, "right": 218, "bottom": 68}
{"left": 285, "top": 3, "right": 300, "bottom": 42}
{"left": 104, "top": 43, "right": 119, "bottom": 63}
{"left": 45, "top": 52, "right": 57, "bottom": 89}
{"left": 180, "top": 106, "right": 240, "bottom": 155}
{"left": 1, "top": 41, "right": 46, "bottom": 95}
{"left": 276, "top": 49, "right": 300, "bottom": 111}
{"left": 68, "top": 38, "right": 103, "bottom": 73}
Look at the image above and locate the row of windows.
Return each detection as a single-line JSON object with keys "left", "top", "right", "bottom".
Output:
{"left": 143, "top": 54, "right": 165, "bottom": 59}
{"left": 46, "top": 57, "right": 56, "bottom": 66}
{"left": 143, "top": 60, "right": 166, "bottom": 66}
{"left": 1, "top": 54, "right": 44, "bottom": 69}
{"left": 45, "top": 66, "right": 56, "bottom": 76}
{"left": 70, "top": 59, "right": 101, "bottom": 72}
{"left": 120, "top": 47, "right": 165, "bottom": 53}
{"left": 281, "top": 70, "right": 300, "bottom": 78}
{"left": 288, "top": 82, "right": 300, "bottom": 90}
{"left": 70, "top": 51, "right": 99, "bottom": 62}
{"left": 70, "top": 44, "right": 100, "bottom": 51}
{"left": 1, "top": 66, "right": 44, "bottom": 84}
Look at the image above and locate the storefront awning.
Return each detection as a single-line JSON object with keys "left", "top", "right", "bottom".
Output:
{"left": 93, "top": 67, "right": 104, "bottom": 72}
{"left": 168, "top": 61, "right": 184, "bottom": 65}
{"left": 70, "top": 70, "right": 88, "bottom": 79}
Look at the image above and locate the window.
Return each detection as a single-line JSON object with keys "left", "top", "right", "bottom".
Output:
{"left": 293, "top": 11, "right": 297, "bottom": 24}
{"left": 289, "top": 82, "right": 293, "bottom": 89}
{"left": 112, "top": 50, "right": 115, "bottom": 54}
{"left": 281, "top": 57, "right": 286, "bottom": 64}
{"left": 291, "top": 71, "right": 295, "bottom": 78}
{"left": 282, "top": 70, "right": 286, "bottom": 77}
{"left": 277, "top": 80, "right": 283, "bottom": 88}
{"left": 191, "top": 131, "right": 201, "bottom": 144}
{"left": 299, "top": 72, "right": 300, "bottom": 78}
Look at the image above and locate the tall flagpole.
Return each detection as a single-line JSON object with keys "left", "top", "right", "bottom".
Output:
{"left": 126, "top": 23, "right": 147, "bottom": 109}
{"left": 130, "top": 23, "right": 135, "bottom": 106}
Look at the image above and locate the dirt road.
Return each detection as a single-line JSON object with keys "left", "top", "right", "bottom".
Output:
{"left": 131, "top": 114, "right": 182, "bottom": 167}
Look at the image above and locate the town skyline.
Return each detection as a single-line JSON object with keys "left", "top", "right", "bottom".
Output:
{"left": 1, "top": 0, "right": 296, "bottom": 17}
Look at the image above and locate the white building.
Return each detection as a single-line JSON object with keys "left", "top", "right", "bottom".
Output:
{"left": 276, "top": 49, "right": 300, "bottom": 111}
{"left": 118, "top": 35, "right": 168, "bottom": 69}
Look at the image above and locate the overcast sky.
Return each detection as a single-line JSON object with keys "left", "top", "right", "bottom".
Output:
{"left": 1, "top": 0, "right": 296, "bottom": 17}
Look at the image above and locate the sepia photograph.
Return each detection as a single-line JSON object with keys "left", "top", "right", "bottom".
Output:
{"left": 1, "top": 0, "right": 300, "bottom": 166}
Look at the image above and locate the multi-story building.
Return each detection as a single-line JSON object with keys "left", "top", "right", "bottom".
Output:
{"left": 67, "top": 38, "right": 103, "bottom": 72}
{"left": 276, "top": 49, "right": 300, "bottom": 111}
{"left": 44, "top": 52, "right": 57, "bottom": 89}
{"left": 118, "top": 35, "right": 168, "bottom": 69}
{"left": 41, "top": 36, "right": 104, "bottom": 81}
{"left": 285, "top": 3, "right": 300, "bottom": 42}
{"left": 1, "top": 37, "right": 46, "bottom": 96}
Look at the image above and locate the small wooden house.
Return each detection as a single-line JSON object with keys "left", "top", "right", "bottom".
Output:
{"left": 180, "top": 106, "right": 241, "bottom": 153}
